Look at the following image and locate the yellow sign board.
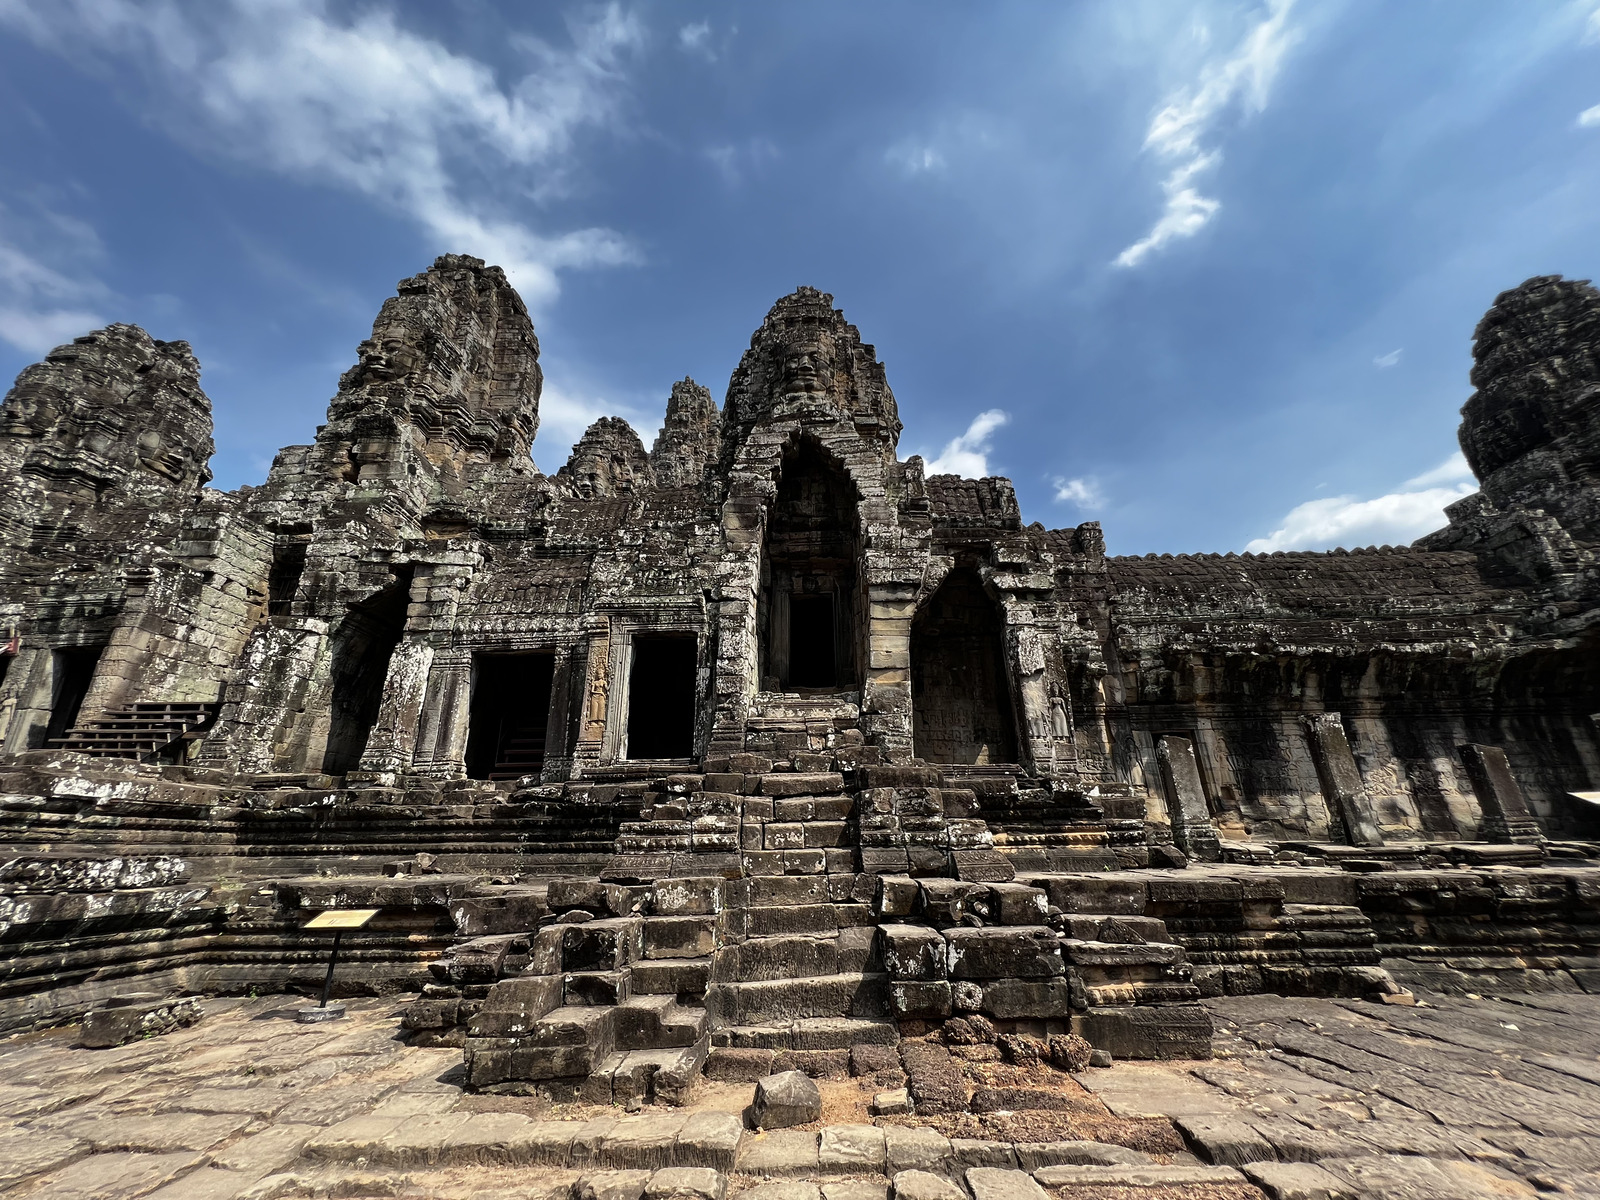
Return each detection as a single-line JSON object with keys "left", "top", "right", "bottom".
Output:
{"left": 302, "top": 908, "right": 380, "bottom": 931}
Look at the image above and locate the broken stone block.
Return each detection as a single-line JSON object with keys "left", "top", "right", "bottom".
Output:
{"left": 753, "top": 1070, "right": 821, "bottom": 1130}
{"left": 80, "top": 994, "right": 204, "bottom": 1048}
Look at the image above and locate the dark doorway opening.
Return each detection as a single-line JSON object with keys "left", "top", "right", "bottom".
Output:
{"left": 627, "top": 636, "right": 697, "bottom": 759}
{"left": 759, "top": 440, "right": 859, "bottom": 692}
{"left": 45, "top": 645, "right": 104, "bottom": 743}
{"left": 322, "top": 567, "right": 413, "bottom": 776}
{"left": 267, "top": 543, "right": 307, "bottom": 617}
{"left": 466, "top": 652, "right": 556, "bottom": 780}
{"left": 911, "top": 568, "right": 1017, "bottom": 765}
{"left": 788, "top": 595, "right": 836, "bottom": 688}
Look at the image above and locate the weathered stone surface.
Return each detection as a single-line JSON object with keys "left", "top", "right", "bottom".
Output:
{"left": 753, "top": 1071, "right": 822, "bottom": 1130}
{"left": 891, "top": 1170, "right": 963, "bottom": 1200}
{"left": 80, "top": 994, "right": 204, "bottom": 1048}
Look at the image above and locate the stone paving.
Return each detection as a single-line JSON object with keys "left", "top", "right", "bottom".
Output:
{"left": 2, "top": 993, "right": 1598, "bottom": 1198}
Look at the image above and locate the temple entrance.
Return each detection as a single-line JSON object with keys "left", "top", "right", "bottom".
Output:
{"left": 466, "top": 652, "right": 555, "bottom": 780}
{"left": 44, "top": 645, "right": 104, "bottom": 744}
{"left": 321, "top": 567, "right": 412, "bottom": 776}
{"left": 912, "top": 568, "right": 1017, "bottom": 764}
{"left": 759, "top": 440, "right": 859, "bottom": 692}
{"left": 626, "top": 635, "right": 697, "bottom": 759}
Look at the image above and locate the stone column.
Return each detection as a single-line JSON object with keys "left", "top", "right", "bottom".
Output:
{"left": 1459, "top": 744, "right": 1545, "bottom": 843}
{"left": 1156, "top": 735, "right": 1222, "bottom": 861}
{"left": 862, "top": 581, "right": 916, "bottom": 757}
{"left": 570, "top": 616, "right": 612, "bottom": 776}
{"left": 1303, "top": 713, "right": 1384, "bottom": 847}
{"left": 1011, "top": 626, "right": 1054, "bottom": 773}
{"left": 540, "top": 645, "right": 577, "bottom": 782}
{"left": 410, "top": 650, "right": 473, "bottom": 779}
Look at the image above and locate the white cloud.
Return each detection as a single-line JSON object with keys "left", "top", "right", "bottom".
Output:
{"left": 1052, "top": 476, "right": 1105, "bottom": 509}
{"left": 1579, "top": 104, "right": 1600, "bottom": 127}
{"left": 0, "top": 0, "right": 643, "bottom": 310}
{"left": 1115, "top": 0, "right": 1298, "bottom": 268}
{"left": 1402, "top": 450, "right": 1473, "bottom": 489}
{"left": 0, "top": 206, "right": 110, "bottom": 354}
{"left": 925, "top": 409, "right": 1009, "bottom": 477}
{"left": 1245, "top": 454, "right": 1475, "bottom": 552}
{"left": 1373, "top": 348, "right": 1402, "bottom": 368}
{"left": 886, "top": 141, "right": 946, "bottom": 175}
{"left": 679, "top": 20, "right": 713, "bottom": 58}
{"left": 534, "top": 373, "right": 651, "bottom": 471}
{"left": 704, "top": 138, "right": 779, "bottom": 185}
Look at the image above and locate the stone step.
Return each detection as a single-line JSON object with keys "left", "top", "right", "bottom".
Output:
{"left": 710, "top": 1016, "right": 900, "bottom": 1050}
{"left": 708, "top": 971, "right": 892, "bottom": 1025}
{"left": 615, "top": 994, "right": 707, "bottom": 1050}
{"left": 586, "top": 1036, "right": 712, "bottom": 1106}
{"left": 629, "top": 957, "right": 711, "bottom": 996}
{"left": 302, "top": 1109, "right": 744, "bottom": 1171}
{"left": 643, "top": 915, "right": 715, "bottom": 959}
{"left": 713, "top": 928, "right": 878, "bottom": 982}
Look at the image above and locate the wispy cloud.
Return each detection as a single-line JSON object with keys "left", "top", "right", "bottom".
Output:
{"left": 0, "top": 203, "right": 109, "bottom": 354}
{"left": 886, "top": 140, "right": 946, "bottom": 175}
{"left": 1579, "top": 103, "right": 1600, "bottom": 128}
{"left": 535, "top": 371, "right": 653, "bottom": 471}
{"left": 1115, "top": 0, "right": 1299, "bottom": 268}
{"left": 1052, "top": 475, "right": 1105, "bottom": 510}
{"left": 679, "top": 20, "right": 714, "bottom": 59}
{"left": 1373, "top": 347, "right": 1402, "bottom": 368}
{"left": 0, "top": 0, "right": 643, "bottom": 310}
{"left": 925, "top": 409, "right": 1008, "bottom": 477}
{"left": 1245, "top": 452, "right": 1475, "bottom": 551}
{"left": 705, "top": 137, "right": 779, "bottom": 185}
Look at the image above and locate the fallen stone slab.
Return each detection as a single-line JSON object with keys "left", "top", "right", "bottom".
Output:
{"left": 80, "top": 994, "right": 204, "bottom": 1048}
{"left": 578, "top": 1169, "right": 655, "bottom": 1200}
{"left": 871, "top": 1088, "right": 912, "bottom": 1116}
{"left": 822, "top": 1182, "right": 888, "bottom": 1200}
{"left": 604, "top": 1115, "right": 691, "bottom": 1170}
{"left": 735, "top": 1183, "right": 821, "bottom": 1200}
{"left": 883, "top": 1126, "right": 952, "bottom": 1175}
{"left": 676, "top": 1112, "right": 745, "bottom": 1172}
{"left": 646, "top": 1166, "right": 729, "bottom": 1200}
{"left": 819, "top": 1124, "right": 887, "bottom": 1174}
{"left": 1011, "top": 1141, "right": 1151, "bottom": 1170}
{"left": 754, "top": 1070, "right": 822, "bottom": 1130}
{"left": 891, "top": 1169, "right": 965, "bottom": 1200}
{"left": 1173, "top": 1115, "right": 1277, "bottom": 1167}
{"left": 735, "top": 1130, "right": 820, "bottom": 1178}
{"left": 949, "top": 1138, "right": 1017, "bottom": 1169}
{"left": 965, "top": 1167, "right": 1050, "bottom": 1200}
{"left": 1243, "top": 1160, "right": 1357, "bottom": 1200}
{"left": 1032, "top": 1164, "right": 1247, "bottom": 1188}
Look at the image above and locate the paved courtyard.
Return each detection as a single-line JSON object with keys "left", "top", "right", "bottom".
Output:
{"left": 2, "top": 991, "right": 1598, "bottom": 1199}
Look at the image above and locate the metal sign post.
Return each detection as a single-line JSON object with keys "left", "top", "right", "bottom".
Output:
{"left": 296, "top": 908, "right": 380, "bottom": 1023}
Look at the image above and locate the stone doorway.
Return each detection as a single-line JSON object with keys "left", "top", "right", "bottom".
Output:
{"left": 321, "top": 567, "right": 412, "bottom": 776}
{"left": 912, "top": 567, "right": 1018, "bottom": 765}
{"left": 626, "top": 636, "right": 697, "bottom": 760}
{"left": 43, "top": 645, "right": 104, "bottom": 745}
{"left": 759, "top": 440, "right": 860, "bottom": 693}
{"left": 466, "top": 651, "right": 556, "bottom": 780}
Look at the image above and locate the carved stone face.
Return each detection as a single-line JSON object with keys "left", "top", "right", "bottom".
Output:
{"left": 781, "top": 339, "right": 831, "bottom": 399}
{"left": 0, "top": 388, "right": 47, "bottom": 435}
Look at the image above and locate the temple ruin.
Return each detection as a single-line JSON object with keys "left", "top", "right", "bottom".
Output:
{"left": 1, "top": 254, "right": 1598, "bottom": 1119}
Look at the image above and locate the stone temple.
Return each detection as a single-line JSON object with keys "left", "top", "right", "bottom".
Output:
{"left": 1, "top": 256, "right": 1599, "bottom": 1196}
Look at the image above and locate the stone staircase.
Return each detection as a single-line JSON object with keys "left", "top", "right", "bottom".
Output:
{"left": 47, "top": 701, "right": 219, "bottom": 761}
{"left": 707, "top": 872, "right": 898, "bottom": 1065}
{"left": 459, "top": 881, "right": 720, "bottom": 1106}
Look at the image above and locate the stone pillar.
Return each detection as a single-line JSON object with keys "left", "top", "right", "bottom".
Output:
{"left": 862, "top": 582, "right": 915, "bottom": 757}
{"left": 570, "top": 616, "right": 612, "bottom": 776}
{"left": 540, "top": 646, "right": 577, "bottom": 782}
{"left": 1156, "top": 735, "right": 1221, "bottom": 862}
{"left": 0, "top": 645, "right": 51, "bottom": 753}
{"left": 410, "top": 651, "right": 472, "bottom": 780}
{"left": 1459, "top": 744, "right": 1545, "bottom": 843}
{"left": 1303, "top": 713, "right": 1384, "bottom": 847}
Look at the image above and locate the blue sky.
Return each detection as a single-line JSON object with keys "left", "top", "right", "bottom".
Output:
{"left": 3, "top": 0, "right": 1600, "bottom": 555}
